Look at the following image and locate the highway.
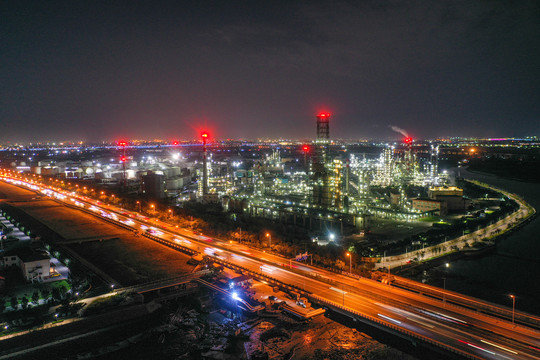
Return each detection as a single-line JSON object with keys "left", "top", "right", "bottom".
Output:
{"left": 1, "top": 173, "right": 539, "bottom": 359}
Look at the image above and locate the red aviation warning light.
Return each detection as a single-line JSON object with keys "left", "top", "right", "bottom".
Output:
{"left": 201, "top": 132, "right": 209, "bottom": 139}
{"left": 404, "top": 137, "right": 413, "bottom": 144}
{"left": 302, "top": 145, "right": 310, "bottom": 152}
{"left": 120, "top": 155, "right": 127, "bottom": 162}
{"left": 172, "top": 140, "right": 179, "bottom": 146}
{"left": 118, "top": 141, "right": 127, "bottom": 147}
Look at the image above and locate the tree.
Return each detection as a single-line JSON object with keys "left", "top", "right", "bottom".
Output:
{"left": 32, "top": 291, "right": 40, "bottom": 304}
{"left": 335, "top": 259, "right": 346, "bottom": 270}
{"left": 21, "top": 297, "right": 29, "bottom": 310}
{"left": 41, "top": 289, "right": 50, "bottom": 302}
{"left": 51, "top": 287, "right": 61, "bottom": 302}
{"left": 58, "top": 285, "right": 67, "bottom": 299}
{"left": 10, "top": 297, "right": 18, "bottom": 310}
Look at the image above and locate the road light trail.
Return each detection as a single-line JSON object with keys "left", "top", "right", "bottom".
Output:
{"left": 2, "top": 175, "right": 540, "bottom": 360}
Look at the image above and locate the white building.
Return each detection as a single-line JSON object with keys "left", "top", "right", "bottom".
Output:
{"left": 2, "top": 248, "right": 50, "bottom": 282}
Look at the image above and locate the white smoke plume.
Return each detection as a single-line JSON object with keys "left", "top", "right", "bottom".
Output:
{"left": 390, "top": 125, "right": 408, "bottom": 137}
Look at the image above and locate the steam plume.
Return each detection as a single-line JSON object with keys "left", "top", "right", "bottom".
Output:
{"left": 390, "top": 125, "right": 408, "bottom": 137}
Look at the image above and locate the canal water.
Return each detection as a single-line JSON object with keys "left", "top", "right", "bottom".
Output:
{"left": 415, "top": 167, "right": 540, "bottom": 316}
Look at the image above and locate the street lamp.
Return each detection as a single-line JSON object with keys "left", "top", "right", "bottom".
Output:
{"left": 510, "top": 295, "right": 516, "bottom": 327}
{"left": 346, "top": 252, "right": 352, "bottom": 273}
{"left": 329, "top": 233, "right": 335, "bottom": 241}
{"left": 266, "top": 233, "right": 271, "bottom": 248}
{"left": 442, "top": 277, "right": 446, "bottom": 307}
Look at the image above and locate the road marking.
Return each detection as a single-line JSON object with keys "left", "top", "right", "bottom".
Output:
{"left": 480, "top": 340, "right": 518, "bottom": 354}
{"left": 330, "top": 287, "right": 347, "bottom": 294}
{"left": 406, "top": 317, "right": 434, "bottom": 328}
{"left": 378, "top": 314, "right": 401, "bottom": 324}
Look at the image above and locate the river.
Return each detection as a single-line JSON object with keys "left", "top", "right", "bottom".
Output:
{"left": 415, "top": 167, "right": 540, "bottom": 316}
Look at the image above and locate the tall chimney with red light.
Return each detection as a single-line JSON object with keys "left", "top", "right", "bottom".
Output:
{"left": 201, "top": 132, "right": 209, "bottom": 196}
{"left": 316, "top": 113, "right": 330, "bottom": 144}
{"left": 119, "top": 141, "right": 127, "bottom": 189}
{"left": 312, "top": 113, "right": 331, "bottom": 208}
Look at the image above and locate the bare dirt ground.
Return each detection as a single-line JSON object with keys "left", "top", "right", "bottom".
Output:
{"left": 247, "top": 315, "right": 418, "bottom": 360}
{"left": 0, "top": 181, "right": 194, "bottom": 286}
{"left": 8, "top": 199, "right": 126, "bottom": 241}
{"left": 366, "top": 218, "right": 433, "bottom": 245}
{"left": 66, "top": 236, "right": 195, "bottom": 286}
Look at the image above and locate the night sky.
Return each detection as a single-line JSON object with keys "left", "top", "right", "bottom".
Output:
{"left": 1, "top": 1, "right": 539, "bottom": 142}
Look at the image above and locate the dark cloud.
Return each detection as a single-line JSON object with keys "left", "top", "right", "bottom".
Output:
{"left": 1, "top": 0, "right": 539, "bottom": 142}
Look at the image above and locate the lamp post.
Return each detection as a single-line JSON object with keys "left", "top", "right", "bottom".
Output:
{"left": 266, "top": 233, "right": 271, "bottom": 249}
{"left": 442, "top": 277, "right": 446, "bottom": 307}
{"left": 150, "top": 204, "right": 155, "bottom": 215}
{"left": 510, "top": 295, "right": 515, "bottom": 327}
{"left": 346, "top": 252, "right": 352, "bottom": 273}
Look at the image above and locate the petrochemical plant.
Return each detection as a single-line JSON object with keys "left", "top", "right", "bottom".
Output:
{"left": 1, "top": 113, "right": 467, "bottom": 239}
{"left": 198, "top": 114, "right": 450, "bottom": 236}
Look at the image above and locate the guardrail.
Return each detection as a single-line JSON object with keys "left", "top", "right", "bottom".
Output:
{"left": 308, "top": 293, "right": 483, "bottom": 360}
{"left": 118, "top": 270, "right": 210, "bottom": 294}
{"left": 390, "top": 274, "right": 540, "bottom": 330}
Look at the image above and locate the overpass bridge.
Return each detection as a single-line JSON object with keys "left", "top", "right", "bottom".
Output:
{"left": 117, "top": 270, "right": 210, "bottom": 294}
{"left": 2, "top": 175, "right": 539, "bottom": 360}
{"left": 387, "top": 273, "right": 540, "bottom": 329}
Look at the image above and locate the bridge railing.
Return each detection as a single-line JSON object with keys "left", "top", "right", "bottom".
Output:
{"left": 118, "top": 270, "right": 210, "bottom": 293}
{"left": 391, "top": 275, "right": 540, "bottom": 329}
{"left": 308, "top": 293, "right": 483, "bottom": 360}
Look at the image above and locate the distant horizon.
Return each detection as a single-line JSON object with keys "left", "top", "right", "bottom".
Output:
{"left": 1, "top": 135, "right": 539, "bottom": 147}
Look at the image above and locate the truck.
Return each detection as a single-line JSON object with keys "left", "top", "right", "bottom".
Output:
{"left": 297, "top": 297, "right": 310, "bottom": 308}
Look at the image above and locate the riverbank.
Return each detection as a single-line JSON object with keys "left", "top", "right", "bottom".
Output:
{"left": 407, "top": 167, "right": 540, "bottom": 315}
{"left": 376, "top": 178, "right": 536, "bottom": 271}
